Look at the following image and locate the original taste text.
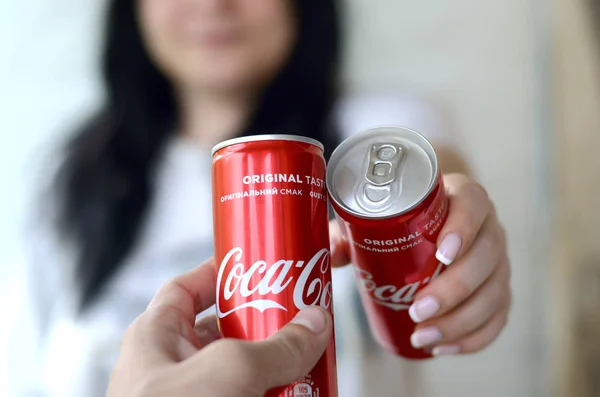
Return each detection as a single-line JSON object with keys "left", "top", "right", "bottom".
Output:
{"left": 350, "top": 232, "right": 423, "bottom": 253}
{"left": 219, "top": 173, "right": 327, "bottom": 202}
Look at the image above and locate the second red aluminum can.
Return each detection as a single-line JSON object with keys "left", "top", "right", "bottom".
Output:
{"left": 212, "top": 135, "right": 338, "bottom": 397}
{"left": 327, "top": 125, "right": 449, "bottom": 359}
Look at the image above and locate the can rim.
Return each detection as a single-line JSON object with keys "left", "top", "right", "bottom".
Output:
{"left": 326, "top": 124, "right": 440, "bottom": 220}
{"left": 211, "top": 134, "right": 324, "bottom": 156}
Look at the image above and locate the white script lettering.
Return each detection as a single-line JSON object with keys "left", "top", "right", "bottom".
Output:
{"left": 216, "top": 248, "right": 333, "bottom": 318}
{"left": 355, "top": 262, "right": 445, "bottom": 311}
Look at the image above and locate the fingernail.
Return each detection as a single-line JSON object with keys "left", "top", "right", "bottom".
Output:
{"left": 432, "top": 345, "right": 460, "bottom": 356}
{"left": 436, "top": 233, "right": 462, "bottom": 265}
{"left": 408, "top": 296, "right": 440, "bottom": 323}
{"left": 291, "top": 306, "right": 327, "bottom": 334}
{"left": 411, "top": 327, "right": 442, "bottom": 348}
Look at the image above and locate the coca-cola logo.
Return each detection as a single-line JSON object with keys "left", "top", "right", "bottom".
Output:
{"left": 355, "top": 262, "right": 444, "bottom": 311}
{"left": 216, "top": 247, "right": 333, "bottom": 318}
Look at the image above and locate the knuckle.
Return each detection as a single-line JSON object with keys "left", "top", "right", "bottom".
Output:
{"left": 500, "top": 295, "right": 512, "bottom": 320}
{"left": 434, "top": 275, "right": 472, "bottom": 310}
{"left": 499, "top": 261, "right": 512, "bottom": 286}
{"left": 492, "top": 313, "right": 509, "bottom": 341}
{"left": 152, "top": 281, "right": 176, "bottom": 301}
{"left": 430, "top": 264, "right": 511, "bottom": 340}
{"left": 460, "top": 209, "right": 477, "bottom": 232}
{"left": 461, "top": 335, "right": 492, "bottom": 355}
{"left": 430, "top": 317, "right": 464, "bottom": 342}
{"left": 448, "top": 276, "right": 473, "bottom": 303}
{"left": 495, "top": 268, "right": 512, "bottom": 306}
{"left": 148, "top": 304, "right": 170, "bottom": 319}
{"left": 491, "top": 224, "right": 504, "bottom": 245}
{"left": 158, "top": 279, "right": 175, "bottom": 293}
{"left": 504, "top": 294, "right": 513, "bottom": 314}
{"left": 438, "top": 293, "right": 500, "bottom": 340}
{"left": 505, "top": 266, "right": 512, "bottom": 286}
{"left": 468, "top": 182, "right": 490, "bottom": 202}
{"left": 500, "top": 311, "right": 509, "bottom": 330}
{"left": 465, "top": 312, "right": 508, "bottom": 354}
{"left": 462, "top": 342, "right": 486, "bottom": 355}
{"left": 147, "top": 304, "right": 179, "bottom": 326}
{"left": 121, "top": 320, "right": 139, "bottom": 344}
{"left": 489, "top": 200, "right": 499, "bottom": 217}
{"left": 479, "top": 228, "right": 500, "bottom": 254}
{"left": 488, "top": 278, "right": 507, "bottom": 310}
{"left": 497, "top": 223, "right": 507, "bottom": 243}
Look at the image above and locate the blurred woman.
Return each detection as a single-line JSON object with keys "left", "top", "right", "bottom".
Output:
{"left": 3, "top": 1, "right": 511, "bottom": 396}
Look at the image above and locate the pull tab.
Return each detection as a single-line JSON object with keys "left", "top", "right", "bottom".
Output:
{"left": 365, "top": 143, "right": 407, "bottom": 186}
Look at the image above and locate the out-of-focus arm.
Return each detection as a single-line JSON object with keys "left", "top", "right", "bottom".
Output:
{"left": 334, "top": 92, "right": 473, "bottom": 176}
{"left": 434, "top": 144, "right": 473, "bottom": 176}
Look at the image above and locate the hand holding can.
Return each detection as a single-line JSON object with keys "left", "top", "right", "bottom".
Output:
{"left": 327, "top": 126, "right": 511, "bottom": 358}
{"left": 107, "top": 258, "right": 334, "bottom": 397}
{"left": 212, "top": 135, "right": 338, "bottom": 397}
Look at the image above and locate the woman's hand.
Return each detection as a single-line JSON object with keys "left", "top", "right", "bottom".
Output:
{"left": 107, "top": 259, "right": 333, "bottom": 397}
{"left": 330, "top": 173, "right": 511, "bottom": 356}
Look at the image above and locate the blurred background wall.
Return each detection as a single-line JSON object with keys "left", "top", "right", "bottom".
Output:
{"left": 551, "top": 0, "right": 600, "bottom": 396}
{"left": 0, "top": 0, "right": 578, "bottom": 396}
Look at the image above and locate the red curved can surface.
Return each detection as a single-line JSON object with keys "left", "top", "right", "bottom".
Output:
{"left": 212, "top": 135, "right": 338, "bottom": 397}
{"left": 327, "top": 126, "right": 449, "bottom": 359}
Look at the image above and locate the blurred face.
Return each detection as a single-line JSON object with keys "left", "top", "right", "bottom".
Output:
{"left": 138, "top": 0, "right": 297, "bottom": 93}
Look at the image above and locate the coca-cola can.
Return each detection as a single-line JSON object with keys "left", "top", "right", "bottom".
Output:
{"left": 327, "top": 125, "right": 449, "bottom": 360}
{"left": 212, "top": 135, "right": 338, "bottom": 397}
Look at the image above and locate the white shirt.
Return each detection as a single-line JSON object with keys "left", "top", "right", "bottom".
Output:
{"left": 0, "top": 93, "right": 454, "bottom": 397}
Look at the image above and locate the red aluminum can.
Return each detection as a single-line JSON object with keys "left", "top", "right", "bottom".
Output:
{"left": 327, "top": 125, "right": 449, "bottom": 360}
{"left": 212, "top": 135, "right": 338, "bottom": 397}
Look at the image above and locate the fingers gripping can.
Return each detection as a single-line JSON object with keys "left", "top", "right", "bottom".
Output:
{"left": 212, "top": 135, "right": 338, "bottom": 397}
{"left": 327, "top": 126, "right": 449, "bottom": 359}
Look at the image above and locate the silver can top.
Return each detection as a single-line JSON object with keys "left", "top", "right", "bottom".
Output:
{"left": 327, "top": 125, "right": 439, "bottom": 219}
{"left": 211, "top": 134, "right": 324, "bottom": 156}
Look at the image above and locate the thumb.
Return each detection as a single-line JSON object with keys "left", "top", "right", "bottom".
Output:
{"left": 249, "top": 306, "right": 333, "bottom": 390}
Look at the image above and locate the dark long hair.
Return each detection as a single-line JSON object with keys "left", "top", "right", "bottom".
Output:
{"left": 56, "top": 0, "right": 342, "bottom": 310}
